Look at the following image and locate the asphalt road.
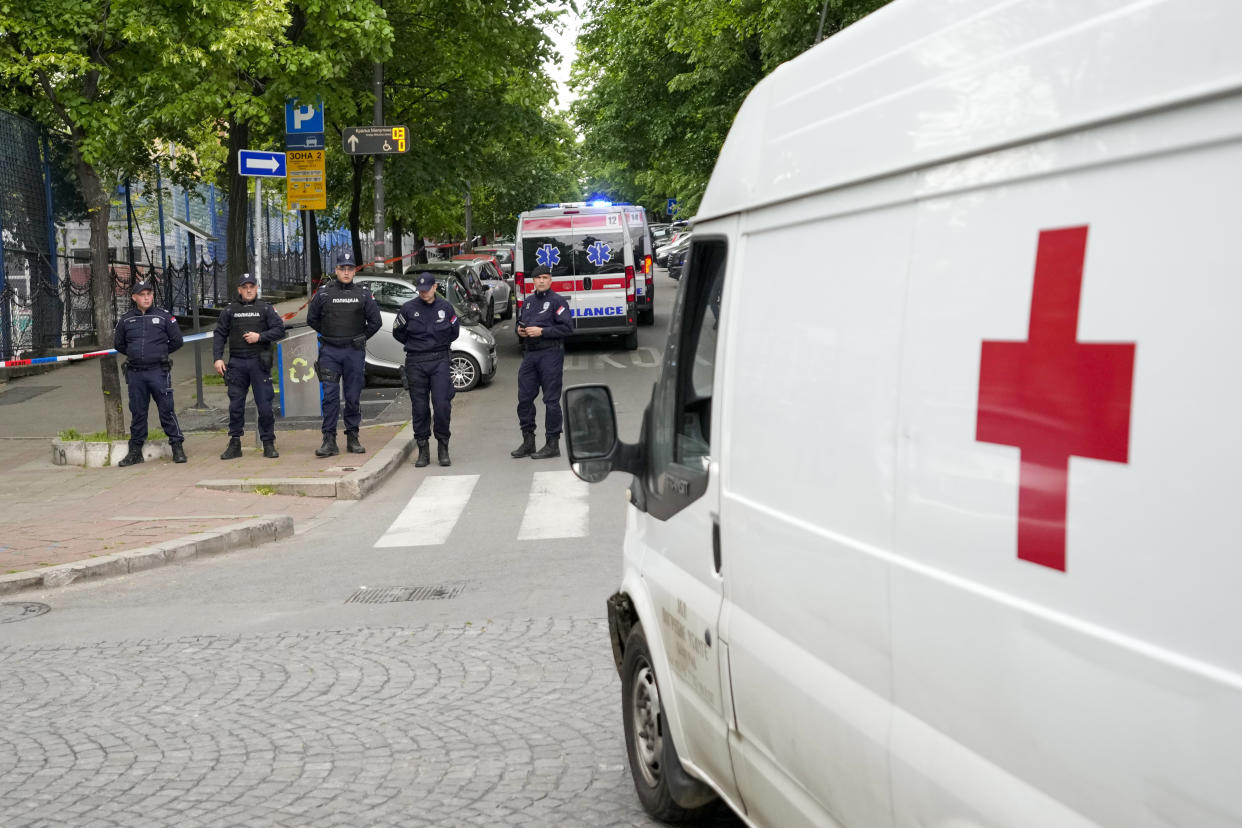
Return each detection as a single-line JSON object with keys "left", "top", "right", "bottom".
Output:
{"left": 0, "top": 270, "right": 746, "bottom": 827}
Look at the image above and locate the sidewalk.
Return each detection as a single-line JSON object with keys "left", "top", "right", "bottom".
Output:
{"left": 0, "top": 424, "right": 403, "bottom": 579}
{"left": 0, "top": 291, "right": 419, "bottom": 587}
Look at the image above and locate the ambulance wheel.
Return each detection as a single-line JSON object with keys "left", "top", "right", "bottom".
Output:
{"left": 638, "top": 308, "right": 654, "bottom": 326}
{"left": 449, "top": 353, "right": 480, "bottom": 392}
{"left": 623, "top": 330, "right": 639, "bottom": 350}
{"left": 621, "top": 624, "right": 716, "bottom": 823}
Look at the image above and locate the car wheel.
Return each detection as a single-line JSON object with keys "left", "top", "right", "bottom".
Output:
{"left": 623, "top": 330, "right": 639, "bottom": 350}
{"left": 622, "top": 624, "right": 717, "bottom": 822}
{"left": 638, "top": 308, "right": 654, "bottom": 326}
{"left": 449, "top": 353, "right": 480, "bottom": 392}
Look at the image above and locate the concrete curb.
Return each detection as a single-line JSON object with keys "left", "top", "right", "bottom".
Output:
{"left": 0, "top": 515, "right": 294, "bottom": 596}
{"left": 193, "top": 423, "right": 414, "bottom": 501}
{"left": 338, "top": 423, "right": 415, "bottom": 500}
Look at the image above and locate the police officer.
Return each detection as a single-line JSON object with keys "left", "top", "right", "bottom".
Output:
{"left": 306, "top": 249, "right": 382, "bottom": 457}
{"left": 393, "top": 272, "right": 460, "bottom": 467}
{"left": 511, "top": 265, "right": 573, "bottom": 459}
{"left": 113, "top": 279, "right": 187, "bottom": 466}
{"left": 212, "top": 273, "right": 286, "bottom": 460}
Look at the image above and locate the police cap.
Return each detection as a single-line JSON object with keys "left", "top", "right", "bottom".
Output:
{"left": 238, "top": 272, "right": 257, "bottom": 286}
{"left": 336, "top": 249, "right": 356, "bottom": 268}
{"left": 131, "top": 279, "right": 154, "bottom": 294}
{"left": 530, "top": 266, "right": 552, "bottom": 278}
{"left": 415, "top": 272, "right": 437, "bottom": 291}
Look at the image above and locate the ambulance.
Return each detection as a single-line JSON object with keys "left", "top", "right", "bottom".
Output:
{"left": 561, "top": 1, "right": 1242, "bottom": 826}
{"left": 513, "top": 202, "right": 651, "bottom": 349}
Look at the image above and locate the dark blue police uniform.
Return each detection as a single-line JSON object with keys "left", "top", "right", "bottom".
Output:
{"left": 393, "top": 277, "right": 460, "bottom": 466}
{"left": 114, "top": 294, "right": 185, "bottom": 455}
{"left": 515, "top": 287, "right": 573, "bottom": 441}
{"left": 213, "top": 291, "right": 285, "bottom": 445}
{"left": 306, "top": 278, "right": 381, "bottom": 448}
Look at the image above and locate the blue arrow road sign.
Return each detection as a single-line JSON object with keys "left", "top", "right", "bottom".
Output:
{"left": 238, "top": 150, "right": 287, "bottom": 178}
{"left": 285, "top": 97, "right": 324, "bottom": 134}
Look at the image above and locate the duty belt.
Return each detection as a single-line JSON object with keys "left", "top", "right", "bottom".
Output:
{"left": 524, "top": 340, "right": 562, "bottom": 352}
{"left": 405, "top": 348, "right": 450, "bottom": 363}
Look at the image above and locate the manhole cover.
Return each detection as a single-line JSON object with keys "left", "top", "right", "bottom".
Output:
{"left": 346, "top": 584, "right": 465, "bottom": 604}
{"left": 0, "top": 602, "right": 51, "bottom": 623}
{"left": 0, "top": 386, "right": 57, "bottom": 405}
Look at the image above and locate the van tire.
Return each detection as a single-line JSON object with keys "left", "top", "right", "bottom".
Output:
{"left": 623, "top": 330, "right": 639, "bottom": 350}
{"left": 621, "top": 624, "right": 717, "bottom": 822}
{"left": 638, "top": 308, "right": 654, "bottom": 326}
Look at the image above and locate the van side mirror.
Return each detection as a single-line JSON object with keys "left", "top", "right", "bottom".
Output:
{"left": 563, "top": 384, "right": 642, "bottom": 482}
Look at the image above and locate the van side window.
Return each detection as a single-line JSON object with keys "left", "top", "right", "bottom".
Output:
{"left": 645, "top": 239, "right": 726, "bottom": 517}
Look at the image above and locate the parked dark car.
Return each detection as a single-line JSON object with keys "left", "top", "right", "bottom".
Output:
{"left": 405, "top": 260, "right": 496, "bottom": 327}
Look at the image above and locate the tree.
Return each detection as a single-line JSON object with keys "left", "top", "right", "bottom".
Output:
{"left": 0, "top": 0, "right": 234, "bottom": 435}
{"left": 572, "top": 0, "right": 891, "bottom": 217}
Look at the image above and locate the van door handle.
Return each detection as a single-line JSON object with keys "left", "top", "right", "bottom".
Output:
{"left": 712, "top": 519, "right": 722, "bottom": 574}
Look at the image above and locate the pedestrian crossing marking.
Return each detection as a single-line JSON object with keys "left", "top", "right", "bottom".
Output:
{"left": 374, "top": 474, "right": 480, "bottom": 547}
{"left": 517, "top": 470, "right": 591, "bottom": 541}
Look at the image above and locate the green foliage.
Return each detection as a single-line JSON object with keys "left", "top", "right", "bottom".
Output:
{"left": 572, "top": 0, "right": 892, "bottom": 216}
{"left": 57, "top": 428, "right": 82, "bottom": 441}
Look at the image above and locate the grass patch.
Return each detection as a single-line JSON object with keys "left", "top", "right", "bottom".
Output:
{"left": 253, "top": 485, "right": 277, "bottom": 496}
{"left": 83, "top": 431, "right": 112, "bottom": 442}
{"left": 203, "top": 373, "right": 225, "bottom": 385}
{"left": 57, "top": 428, "right": 83, "bottom": 441}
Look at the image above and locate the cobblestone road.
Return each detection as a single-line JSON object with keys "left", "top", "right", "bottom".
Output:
{"left": 0, "top": 617, "right": 743, "bottom": 827}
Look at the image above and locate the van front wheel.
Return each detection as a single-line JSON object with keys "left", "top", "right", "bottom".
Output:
{"left": 621, "top": 624, "right": 716, "bottom": 822}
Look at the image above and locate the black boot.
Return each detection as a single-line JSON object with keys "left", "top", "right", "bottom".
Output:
{"left": 437, "top": 440, "right": 451, "bottom": 467}
{"left": 117, "top": 444, "right": 144, "bottom": 467}
{"left": 220, "top": 437, "right": 242, "bottom": 460}
{"left": 346, "top": 432, "right": 365, "bottom": 454}
{"left": 262, "top": 441, "right": 279, "bottom": 459}
{"left": 315, "top": 433, "right": 339, "bottom": 457}
{"left": 510, "top": 432, "right": 536, "bottom": 458}
{"left": 530, "top": 435, "right": 560, "bottom": 460}
{"left": 171, "top": 443, "right": 187, "bottom": 464}
{"left": 414, "top": 440, "right": 430, "bottom": 468}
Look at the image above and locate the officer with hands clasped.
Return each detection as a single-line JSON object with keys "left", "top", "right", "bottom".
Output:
{"left": 113, "top": 279, "right": 187, "bottom": 466}
{"left": 511, "top": 265, "right": 573, "bottom": 459}
{"left": 212, "top": 273, "right": 286, "bottom": 460}
{"left": 307, "top": 249, "right": 381, "bottom": 457}
{"left": 393, "top": 272, "right": 460, "bottom": 467}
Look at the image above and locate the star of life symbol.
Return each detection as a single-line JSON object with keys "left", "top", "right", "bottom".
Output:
{"left": 586, "top": 241, "right": 612, "bottom": 267}
{"left": 535, "top": 244, "right": 560, "bottom": 268}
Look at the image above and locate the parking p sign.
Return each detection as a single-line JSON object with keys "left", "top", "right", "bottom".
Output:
{"left": 285, "top": 97, "right": 324, "bottom": 134}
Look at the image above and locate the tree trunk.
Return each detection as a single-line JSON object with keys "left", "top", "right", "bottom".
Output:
{"left": 349, "top": 155, "right": 365, "bottom": 264}
{"left": 411, "top": 218, "right": 427, "bottom": 264}
{"left": 309, "top": 211, "right": 322, "bottom": 282}
{"left": 391, "top": 216, "right": 403, "bottom": 269}
{"left": 74, "top": 150, "right": 126, "bottom": 437}
{"left": 225, "top": 117, "right": 250, "bottom": 296}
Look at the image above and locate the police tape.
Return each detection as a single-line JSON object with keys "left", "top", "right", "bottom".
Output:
{"left": 0, "top": 331, "right": 213, "bottom": 369}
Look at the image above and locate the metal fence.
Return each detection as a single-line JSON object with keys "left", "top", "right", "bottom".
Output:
{"left": 1, "top": 107, "right": 353, "bottom": 361}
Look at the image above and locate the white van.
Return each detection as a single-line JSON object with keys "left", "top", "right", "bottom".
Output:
{"left": 514, "top": 203, "right": 646, "bottom": 348}
{"left": 562, "top": 1, "right": 1242, "bottom": 826}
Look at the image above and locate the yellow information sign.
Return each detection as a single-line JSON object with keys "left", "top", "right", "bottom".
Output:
{"left": 286, "top": 149, "right": 326, "bottom": 210}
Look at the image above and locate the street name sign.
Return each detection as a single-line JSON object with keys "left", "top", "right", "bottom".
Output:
{"left": 238, "top": 150, "right": 286, "bottom": 178}
{"left": 285, "top": 132, "right": 325, "bottom": 150}
{"left": 285, "top": 97, "right": 324, "bottom": 134}
{"left": 286, "top": 149, "right": 326, "bottom": 211}
{"left": 342, "top": 125, "right": 409, "bottom": 156}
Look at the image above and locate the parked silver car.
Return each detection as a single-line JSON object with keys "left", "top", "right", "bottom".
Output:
{"left": 355, "top": 274, "right": 497, "bottom": 392}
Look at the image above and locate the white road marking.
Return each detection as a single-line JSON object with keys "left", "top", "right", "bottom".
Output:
{"left": 597, "top": 354, "right": 626, "bottom": 369}
{"left": 517, "top": 470, "right": 591, "bottom": 540}
{"left": 374, "top": 474, "right": 480, "bottom": 547}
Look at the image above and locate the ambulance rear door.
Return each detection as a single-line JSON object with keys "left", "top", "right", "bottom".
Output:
{"left": 564, "top": 212, "right": 634, "bottom": 335}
